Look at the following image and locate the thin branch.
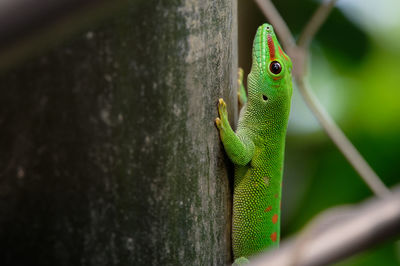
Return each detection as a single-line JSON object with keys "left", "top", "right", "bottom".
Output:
{"left": 253, "top": 0, "right": 295, "bottom": 51}
{"left": 297, "top": 0, "right": 339, "bottom": 49}
{"left": 249, "top": 186, "right": 400, "bottom": 266}
{"left": 287, "top": 205, "right": 354, "bottom": 266}
{"left": 296, "top": 78, "right": 391, "bottom": 198}
{"left": 253, "top": 0, "right": 391, "bottom": 197}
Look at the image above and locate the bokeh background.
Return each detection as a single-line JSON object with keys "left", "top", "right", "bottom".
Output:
{"left": 239, "top": 0, "right": 400, "bottom": 265}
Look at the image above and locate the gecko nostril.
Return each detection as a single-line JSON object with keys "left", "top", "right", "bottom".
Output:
{"left": 262, "top": 95, "right": 268, "bottom": 101}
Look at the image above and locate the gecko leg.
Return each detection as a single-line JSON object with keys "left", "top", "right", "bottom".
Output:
{"left": 237, "top": 68, "right": 247, "bottom": 109}
{"left": 215, "top": 98, "right": 254, "bottom": 166}
{"left": 232, "top": 257, "right": 250, "bottom": 265}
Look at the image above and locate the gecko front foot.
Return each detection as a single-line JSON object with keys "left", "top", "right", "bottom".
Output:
{"left": 215, "top": 98, "right": 229, "bottom": 132}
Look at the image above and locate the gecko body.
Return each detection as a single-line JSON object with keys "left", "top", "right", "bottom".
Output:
{"left": 215, "top": 23, "right": 293, "bottom": 262}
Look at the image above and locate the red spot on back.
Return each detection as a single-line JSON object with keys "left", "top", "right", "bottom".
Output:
{"left": 274, "top": 193, "right": 279, "bottom": 198}
{"left": 272, "top": 214, "right": 278, "bottom": 224}
{"left": 264, "top": 206, "right": 272, "bottom": 212}
{"left": 267, "top": 34, "right": 275, "bottom": 59}
{"left": 270, "top": 232, "right": 277, "bottom": 242}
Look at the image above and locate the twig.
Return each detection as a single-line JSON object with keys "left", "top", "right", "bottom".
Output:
{"left": 297, "top": 0, "right": 339, "bottom": 49}
{"left": 249, "top": 186, "right": 400, "bottom": 266}
{"left": 253, "top": 0, "right": 391, "bottom": 197}
{"left": 253, "top": 0, "right": 295, "bottom": 51}
{"left": 295, "top": 78, "right": 391, "bottom": 197}
{"left": 287, "top": 205, "right": 354, "bottom": 266}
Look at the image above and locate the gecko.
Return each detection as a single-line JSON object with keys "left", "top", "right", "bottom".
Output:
{"left": 215, "top": 23, "right": 293, "bottom": 264}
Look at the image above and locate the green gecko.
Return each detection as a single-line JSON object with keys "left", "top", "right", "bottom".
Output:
{"left": 215, "top": 23, "right": 293, "bottom": 263}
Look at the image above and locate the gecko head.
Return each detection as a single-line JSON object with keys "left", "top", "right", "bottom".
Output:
{"left": 247, "top": 23, "right": 293, "bottom": 119}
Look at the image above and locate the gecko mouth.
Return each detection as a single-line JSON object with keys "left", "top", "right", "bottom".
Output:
{"left": 262, "top": 95, "right": 268, "bottom": 101}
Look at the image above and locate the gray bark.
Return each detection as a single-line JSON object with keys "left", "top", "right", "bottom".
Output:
{"left": 0, "top": 0, "right": 237, "bottom": 265}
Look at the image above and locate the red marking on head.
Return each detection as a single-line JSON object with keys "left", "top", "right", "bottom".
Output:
{"left": 270, "top": 232, "right": 277, "bottom": 242}
{"left": 278, "top": 46, "right": 288, "bottom": 61}
{"left": 272, "top": 214, "right": 278, "bottom": 224}
{"left": 267, "top": 34, "right": 275, "bottom": 59}
{"left": 264, "top": 206, "right": 272, "bottom": 212}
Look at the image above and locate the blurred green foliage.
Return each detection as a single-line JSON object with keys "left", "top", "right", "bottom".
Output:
{"left": 239, "top": 0, "right": 400, "bottom": 265}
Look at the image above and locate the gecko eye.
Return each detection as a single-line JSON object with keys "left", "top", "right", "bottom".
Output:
{"left": 269, "top": 61, "right": 282, "bottom": 74}
{"left": 262, "top": 95, "right": 268, "bottom": 101}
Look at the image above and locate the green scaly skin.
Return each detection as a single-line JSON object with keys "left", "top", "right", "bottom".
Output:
{"left": 215, "top": 24, "right": 293, "bottom": 263}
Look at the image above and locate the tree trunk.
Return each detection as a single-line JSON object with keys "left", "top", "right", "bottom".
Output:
{"left": 0, "top": 0, "right": 237, "bottom": 265}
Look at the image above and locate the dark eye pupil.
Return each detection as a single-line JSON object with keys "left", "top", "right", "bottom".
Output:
{"left": 269, "top": 61, "right": 282, "bottom": 74}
